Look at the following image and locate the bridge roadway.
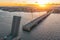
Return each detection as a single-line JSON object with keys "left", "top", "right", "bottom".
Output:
{"left": 22, "top": 13, "right": 60, "bottom": 40}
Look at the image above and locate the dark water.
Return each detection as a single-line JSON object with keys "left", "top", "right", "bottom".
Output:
{"left": 0, "top": 10, "right": 46, "bottom": 38}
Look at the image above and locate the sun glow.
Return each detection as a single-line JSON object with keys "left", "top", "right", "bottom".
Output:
{"left": 38, "top": 0, "right": 49, "bottom": 4}
{"left": 39, "top": 4, "right": 46, "bottom": 7}
{"left": 37, "top": 0, "right": 50, "bottom": 7}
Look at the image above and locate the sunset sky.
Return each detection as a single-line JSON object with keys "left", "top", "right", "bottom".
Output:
{"left": 0, "top": 0, "right": 60, "bottom": 6}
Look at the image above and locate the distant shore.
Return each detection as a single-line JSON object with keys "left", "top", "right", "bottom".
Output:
{"left": 0, "top": 6, "right": 51, "bottom": 12}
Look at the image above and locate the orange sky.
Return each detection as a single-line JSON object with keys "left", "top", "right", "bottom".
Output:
{"left": 0, "top": 2, "right": 60, "bottom": 6}
{"left": 0, "top": 3, "right": 21, "bottom": 6}
{"left": 0, "top": 0, "right": 60, "bottom": 6}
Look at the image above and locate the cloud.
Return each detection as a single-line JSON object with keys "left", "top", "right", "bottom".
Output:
{"left": 0, "top": 0, "right": 60, "bottom": 3}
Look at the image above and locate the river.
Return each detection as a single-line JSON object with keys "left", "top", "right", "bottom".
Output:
{"left": 0, "top": 10, "right": 46, "bottom": 38}
{"left": 1, "top": 10, "right": 60, "bottom": 40}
